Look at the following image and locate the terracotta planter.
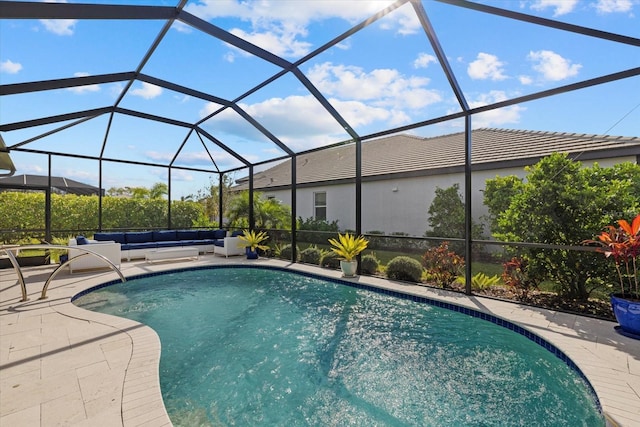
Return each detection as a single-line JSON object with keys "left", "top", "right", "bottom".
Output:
{"left": 340, "top": 260, "right": 358, "bottom": 277}
{"left": 611, "top": 293, "right": 640, "bottom": 338}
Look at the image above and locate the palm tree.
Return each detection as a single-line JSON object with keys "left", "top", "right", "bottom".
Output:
{"left": 226, "top": 190, "right": 291, "bottom": 229}
{"left": 149, "top": 182, "right": 168, "bottom": 199}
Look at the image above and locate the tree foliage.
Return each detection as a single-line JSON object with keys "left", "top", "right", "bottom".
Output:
{"left": 424, "top": 183, "right": 484, "bottom": 254}
{"left": 225, "top": 190, "right": 291, "bottom": 229}
{"left": 484, "top": 153, "right": 640, "bottom": 300}
{"left": 0, "top": 191, "right": 204, "bottom": 243}
{"left": 189, "top": 175, "right": 234, "bottom": 227}
{"left": 107, "top": 182, "right": 168, "bottom": 199}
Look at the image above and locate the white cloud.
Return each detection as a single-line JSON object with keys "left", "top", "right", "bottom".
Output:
{"left": 530, "top": 0, "right": 578, "bottom": 16}
{"left": 185, "top": 1, "right": 415, "bottom": 59}
{"left": 229, "top": 26, "right": 312, "bottom": 58}
{"left": 528, "top": 50, "right": 582, "bottom": 81}
{"left": 67, "top": 72, "right": 100, "bottom": 94}
{"left": 518, "top": 75, "right": 533, "bottom": 85}
{"left": 196, "top": 61, "right": 443, "bottom": 151}
{"left": 467, "top": 91, "right": 525, "bottom": 128}
{"left": 57, "top": 168, "right": 97, "bottom": 184}
{"left": 169, "top": 169, "right": 194, "bottom": 182}
{"left": 467, "top": 53, "right": 507, "bottom": 81}
{"left": 39, "top": 18, "right": 77, "bottom": 36}
{"left": 200, "top": 95, "right": 375, "bottom": 151}
{"left": 414, "top": 53, "right": 437, "bottom": 69}
{"left": 595, "top": 0, "right": 633, "bottom": 13}
{"left": 306, "top": 62, "right": 441, "bottom": 110}
{"left": 0, "top": 59, "right": 22, "bottom": 74}
{"left": 130, "top": 82, "right": 162, "bottom": 99}
{"left": 22, "top": 164, "right": 45, "bottom": 174}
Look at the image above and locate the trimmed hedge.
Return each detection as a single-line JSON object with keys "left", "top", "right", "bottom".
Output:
{"left": 386, "top": 256, "right": 423, "bottom": 282}
{"left": 360, "top": 254, "right": 379, "bottom": 275}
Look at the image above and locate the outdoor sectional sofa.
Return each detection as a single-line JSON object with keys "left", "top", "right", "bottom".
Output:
{"left": 71, "top": 229, "right": 243, "bottom": 261}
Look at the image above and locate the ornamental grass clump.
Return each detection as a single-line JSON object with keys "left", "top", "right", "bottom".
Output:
{"left": 238, "top": 229, "right": 270, "bottom": 252}
{"left": 299, "top": 245, "right": 324, "bottom": 265}
{"left": 585, "top": 213, "right": 640, "bottom": 300}
{"left": 327, "top": 233, "right": 368, "bottom": 261}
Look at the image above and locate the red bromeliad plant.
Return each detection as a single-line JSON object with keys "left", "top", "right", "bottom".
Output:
{"left": 586, "top": 213, "right": 640, "bottom": 299}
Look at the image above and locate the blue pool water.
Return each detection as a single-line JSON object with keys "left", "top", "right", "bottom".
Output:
{"left": 74, "top": 267, "right": 604, "bottom": 427}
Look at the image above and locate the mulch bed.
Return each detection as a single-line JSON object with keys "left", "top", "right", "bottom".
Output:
{"left": 442, "top": 283, "right": 616, "bottom": 321}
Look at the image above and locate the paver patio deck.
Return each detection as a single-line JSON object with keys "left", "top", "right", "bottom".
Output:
{"left": 1, "top": 255, "right": 639, "bottom": 426}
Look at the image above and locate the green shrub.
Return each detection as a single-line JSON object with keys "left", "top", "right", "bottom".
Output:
{"left": 320, "top": 252, "right": 341, "bottom": 269}
{"left": 502, "top": 257, "right": 539, "bottom": 302}
{"left": 456, "top": 272, "right": 501, "bottom": 291}
{"left": 274, "top": 243, "right": 295, "bottom": 261}
{"left": 360, "top": 253, "right": 379, "bottom": 275}
{"left": 299, "top": 245, "right": 323, "bottom": 265}
{"left": 386, "top": 256, "right": 423, "bottom": 282}
{"left": 422, "top": 241, "right": 465, "bottom": 288}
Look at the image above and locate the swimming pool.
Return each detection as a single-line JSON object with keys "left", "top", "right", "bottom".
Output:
{"left": 73, "top": 266, "right": 604, "bottom": 426}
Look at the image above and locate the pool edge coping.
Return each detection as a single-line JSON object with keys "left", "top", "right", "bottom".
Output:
{"left": 67, "top": 260, "right": 636, "bottom": 427}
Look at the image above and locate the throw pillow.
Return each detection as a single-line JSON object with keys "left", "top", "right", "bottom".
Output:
{"left": 76, "top": 236, "right": 88, "bottom": 245}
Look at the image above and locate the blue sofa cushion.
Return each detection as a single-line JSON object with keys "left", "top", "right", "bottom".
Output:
{"left": 76, "top": 235, "right": 88, "bottom": 245}
{"left": 186, "top": 240, "right": 214, "bottom": 246}
{"left": 95, "top": 232, "right": 126, "bottom": 244}
{"left": 198, "top": 229, "right": 216, "bottom": 240}
{"left": 231, "top": 230, "right": 243, "bottom": 237}
{"left": 214, "top": 229, "right": 227, "bottom": 239}
{"left": 214, "top": 240, "right": 225, "bottom": 247}
{"left": 124, "top": 242, "right": 158, "bottom": 250}
{"left": 176, "top": 230, "right": 199, "bottom": 240}
{"left": 126, "top": 231, "right": 154, "bottom": 244}
{"left": 153, "top": 230, "right": 177, "bottom": 242}
{"left": 156, "top": 241, "right": 180, "bottom": 248}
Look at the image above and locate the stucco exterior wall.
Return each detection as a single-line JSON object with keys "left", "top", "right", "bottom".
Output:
{"left": 260, "top": 155, "right": 637, "bottom": 236}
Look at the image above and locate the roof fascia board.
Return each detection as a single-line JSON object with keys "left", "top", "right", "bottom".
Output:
{"left": 247, "top": 145, "right": 639, "bottom": 191}
{"left": 0, "top": 107, "right": 112, "bottom": 132}
{"left": 437, "top": 0, "right": 640, "bottom": 47}
{"left": 177, "top": 10, "right": 292, "bottom": 70}
{"left": 0, "top": 72, "right": 136, "bottom": 96}
{"left": 0, "top": 1, "right": 177, "bottom": 20}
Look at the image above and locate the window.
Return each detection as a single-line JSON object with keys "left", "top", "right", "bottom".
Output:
{"left": 314, "top": 192, "right": 326, "bottom": 220}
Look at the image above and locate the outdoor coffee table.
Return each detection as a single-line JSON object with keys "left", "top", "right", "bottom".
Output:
{"left": 145, "top": 246, "right": 199, "bottom": 263}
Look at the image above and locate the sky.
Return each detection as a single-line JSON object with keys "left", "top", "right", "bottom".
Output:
{"left": 1, "top": 0, "right": 639, "bottom": 199}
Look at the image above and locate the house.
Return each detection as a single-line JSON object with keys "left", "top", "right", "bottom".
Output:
{"left": 233, "top": 128, "right": 640, "bottom": 236}
{"left": 0, "top": 174, "right": 104, "bottom": 196}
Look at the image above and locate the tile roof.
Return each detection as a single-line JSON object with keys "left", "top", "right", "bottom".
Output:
{"left": 235, "top": 128, "right": 640, "bottom": 190}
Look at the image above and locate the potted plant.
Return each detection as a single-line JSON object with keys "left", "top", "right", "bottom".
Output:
{"left": 328, "top": 232, "right": 368, "bottom": 277}
{"left": 585, "top": 213, "right": 639, "bottom": 337}
{"left": 238, "top": 229, "right": 270, "bottom": 259}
